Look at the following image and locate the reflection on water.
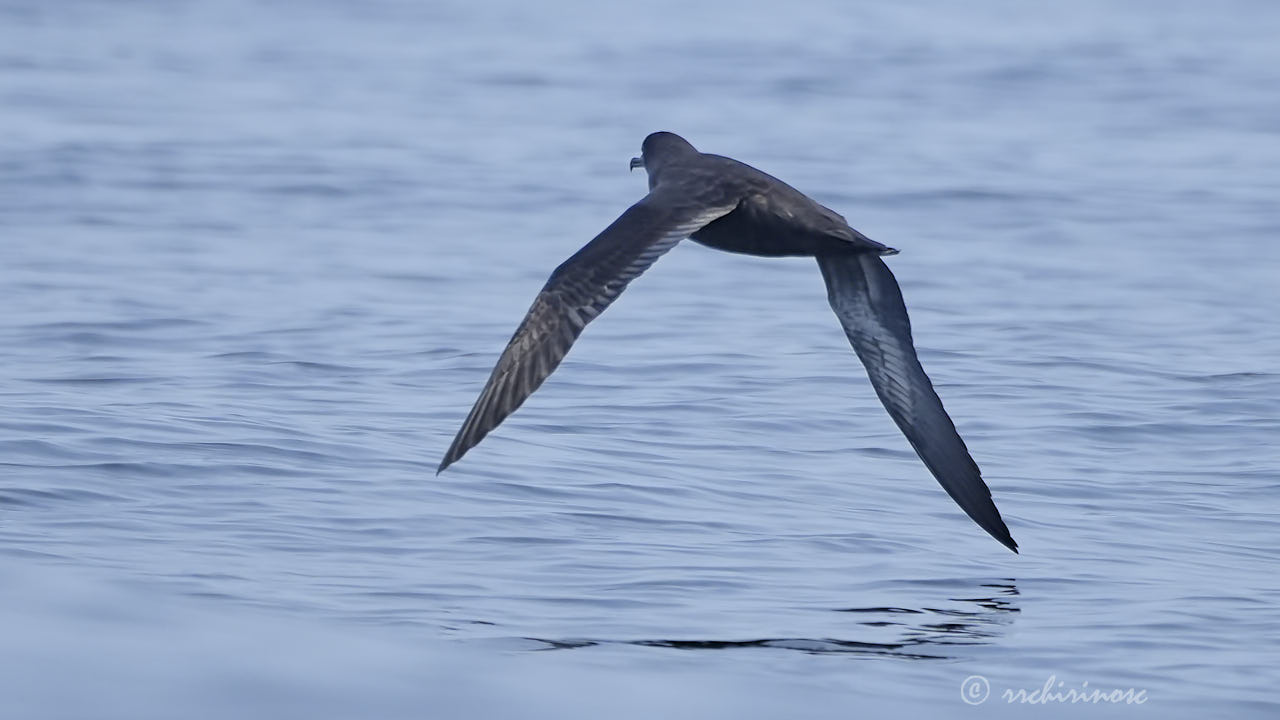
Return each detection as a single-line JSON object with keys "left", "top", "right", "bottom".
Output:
{"left": 837, "top": 581, "right": 1020, "bottom": 655}
{"left": 532, "top": 581, "right": 1019, "bottom": 660}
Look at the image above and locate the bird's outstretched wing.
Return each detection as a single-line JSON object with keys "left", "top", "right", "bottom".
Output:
{"left": 816, "top": 253, "right": 1018, "bottom": 552}
{"left": 438, "top": 187, "right": 739, "bottom": 473}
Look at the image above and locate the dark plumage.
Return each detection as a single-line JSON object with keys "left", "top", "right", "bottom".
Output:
{"left": 438, "top": 131, "right": 1018, "bottom": 552}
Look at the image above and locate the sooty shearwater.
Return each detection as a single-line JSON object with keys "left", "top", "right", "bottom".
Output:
{"left": 438, "top": 131, "right": 1017, "bottom": 553}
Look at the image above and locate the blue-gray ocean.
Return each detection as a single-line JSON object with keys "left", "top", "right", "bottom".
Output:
{"left": 2, "top": 1, "right": 1278, "bottom": 717}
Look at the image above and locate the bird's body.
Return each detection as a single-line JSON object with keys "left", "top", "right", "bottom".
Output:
{"left": 438, "top": 131, "right": 1018, "bottom": 553}
{"left": 645, "top": 136, "right": 893, "bottom": 258}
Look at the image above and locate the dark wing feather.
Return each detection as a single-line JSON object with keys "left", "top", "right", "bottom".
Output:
{"left": 438, "top": 188, "right": 737, "bottom": 473}
{"left": 817, "top": 253, "right": 1017, "bottom": 552}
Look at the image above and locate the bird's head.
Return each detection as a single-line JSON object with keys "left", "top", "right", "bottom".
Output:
{"left": 630, "top": 131, "right": 698, "bottom": 183}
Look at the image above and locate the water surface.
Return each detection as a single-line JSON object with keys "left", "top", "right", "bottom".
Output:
{"left": 2, "top": 1, "right": 1278, "bottom": 717}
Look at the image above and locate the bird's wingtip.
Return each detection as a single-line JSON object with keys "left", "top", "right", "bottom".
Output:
{"left": 978, "top": 508, "right": 1018, "bottom": 553}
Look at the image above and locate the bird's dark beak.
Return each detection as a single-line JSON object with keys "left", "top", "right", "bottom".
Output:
{"left": 629, "top": 156, "right": 643, "bottom": 172}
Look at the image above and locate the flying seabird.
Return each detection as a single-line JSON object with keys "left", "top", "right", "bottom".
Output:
{"left": 438, "top": 131, "right": 1018, "bottom": 553}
